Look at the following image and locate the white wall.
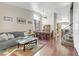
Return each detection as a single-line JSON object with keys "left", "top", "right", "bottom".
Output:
{"left": 56, "top": 5, "right": 70, "bottom": 29}
{"left": 0, "top": 3, "right": 41, "bottom": 33}
{"left": 73, "top": 2, "right": 79, "bottom": 55}
{"left": 41, "top": 13, "right": 54, "bottom": 32}
{"left": 47, "top": 13, "right": 54, "bottom": 32}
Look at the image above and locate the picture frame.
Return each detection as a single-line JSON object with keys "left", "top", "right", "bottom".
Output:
{"left": 17, "top": 17, "right": 26, "bottom": 24}
{"left": 28, "top": 21, "right": 32, "bottom": 24}
{"left": 4, "top": 16, "right": 13, "bottom": 22}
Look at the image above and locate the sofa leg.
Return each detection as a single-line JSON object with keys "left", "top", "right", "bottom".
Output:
{"left": 18, "top": 43, "right": 19, "bottom": 48}
{"left": 23, "top": 44, "right": 25, "bottom": 51}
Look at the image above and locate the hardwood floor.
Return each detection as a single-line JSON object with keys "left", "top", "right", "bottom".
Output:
{"left": 34, "top": 39, "right": 78, "bottom": 56}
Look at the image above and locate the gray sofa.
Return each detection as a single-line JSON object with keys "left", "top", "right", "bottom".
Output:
{"left": 0, "top": 32, "right": 24, "bottom": 50}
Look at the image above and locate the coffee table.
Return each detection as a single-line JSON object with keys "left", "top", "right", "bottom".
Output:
{"left": 16, "top": 37, "right": 38, "bottom": 51}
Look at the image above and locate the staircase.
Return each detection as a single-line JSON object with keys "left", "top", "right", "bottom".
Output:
{"left": 61, "top": 23, "right": 74, "bottom": 46}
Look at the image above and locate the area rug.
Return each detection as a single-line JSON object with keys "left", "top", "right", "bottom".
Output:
{"left": 0, "top": 42, "right": 45, "bottom": 56}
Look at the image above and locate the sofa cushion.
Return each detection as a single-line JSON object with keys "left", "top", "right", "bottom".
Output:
{"left": 0, "top": 38, "right": 18, "bottom": 50}
{"left": 12, "top": 32, "right": 24, "bottom": 37}
{"left": 0, "top": 37, "right": 6, "bottom": 42}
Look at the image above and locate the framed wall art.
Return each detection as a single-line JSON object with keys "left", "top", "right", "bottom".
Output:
{"left": 17, "top": 17, "right": 26, "bottom": 24}
{"left": 28, "top": 21, "right": 32, "bottom": 24}
{"left": 4, "top": 16, "right": 13, "bottom": 22}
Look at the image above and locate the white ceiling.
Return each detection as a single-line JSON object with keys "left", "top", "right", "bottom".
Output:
{"left": 3, "top": 2, "right": 72, "bottom": 17}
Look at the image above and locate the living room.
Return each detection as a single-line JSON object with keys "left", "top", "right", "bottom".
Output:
{"left": 0, "top": 2, "right": 78, "bottom": 56}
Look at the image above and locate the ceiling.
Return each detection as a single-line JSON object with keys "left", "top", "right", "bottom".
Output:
{"left": 3, "top": 2, "right": 72, "bottom": 17}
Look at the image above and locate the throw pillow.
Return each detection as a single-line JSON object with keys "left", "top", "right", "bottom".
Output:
{"left": 24, "top": 32, "right": 27, "bottom": 36}
{"left": 0, "top": 33, "right": 8, "bottom": 40}
{"left": 8, "top": 34, "right": 15, "bottom": 39}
